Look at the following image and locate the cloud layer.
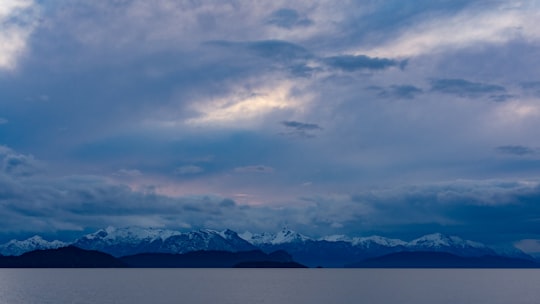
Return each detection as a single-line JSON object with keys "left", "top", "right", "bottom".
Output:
{"left": 2, "top": 147, "right": 539, "bottom": 246}
{"left": 1, "top": 0, "right": 540, "bottom": 247}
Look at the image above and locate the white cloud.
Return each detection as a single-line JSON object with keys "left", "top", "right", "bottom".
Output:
{"left": 484, "top": 98, "right": 540, "bottom": 137}
{"left": 0, "top": 145, "right": 39, "bottom": 177}
{"left": 0, "top": 118, "right": 8, "bottom": 124}
{"left": 0, "top": 0, "right": 31, "bottom": 21}
{"left": 186, "top": 80, "right": 310, "bottom": 127}
{"left": 357, "top": 5, "right": 540, "bottom": 58}
{"left": 0, "top": 0, "right": 40, "bottom": 70}
{"left": 54, "top": 1, "right": 328, "bottom": 53}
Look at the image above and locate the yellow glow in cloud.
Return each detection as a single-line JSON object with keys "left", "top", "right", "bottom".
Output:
{"left": 187, "top": 82, "right": 305, "bottom": 126}
{"left": 0, "top": 0, "right": 38, "bottom": 70}
{"left": 497, "top": 101, "right": 540, "bottom": 122}
{"left": 486, "top": 99, "right": 540, "bottom": 134}
{"left": 358, "top": 8, "right": 537, "bottom": 58}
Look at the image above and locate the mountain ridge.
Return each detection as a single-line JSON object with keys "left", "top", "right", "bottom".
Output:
{"left": 0, "top": 235, "right": 67, "bottom": 256}
{"left": 1, "top": 246, "right": 536, "bottom": 269}
{"left": 0, "top": 227, "right": 534, "bottom": 267}
{"left": 0, "top": 246, "right": 127, "bottom": 268}
{"left": 0, "top": 247, "right": 305, "bottom": 268}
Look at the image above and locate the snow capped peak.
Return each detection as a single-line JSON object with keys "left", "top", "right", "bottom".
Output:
{"left": 404, "top": 233, "right": 495, "bottom": 257}
{"left": 0, "top": 236, "right": 67, "bottom": 256}
{"left": 408, "top": 233, "right": 486, "bottom": 249}
{"left": 2, "top": 227, "right": 520, "bottom": 261}
{"left": 409, "top": 233, "right": 454, "bottom": 247}
{"left": 273, "top": 228, "right": 310, "bottom": 244}
{"left": 240, "top": 228, "right": 310, "bottom": 245}
{"left": 218, "top": 229, "right": 240, "bottom": 239}
{"left": 80, "top": 226, "right": 181, "bottom": 243}
{"left": 352, "top": 236, "right": 407, "bottom": 247}
{"left": 239, "top": 231, "right": 278, "bottom": 245}
{"left": 241, "top": 229, "right": 497, "bottom": 259}
{"left": 319, "top": 234, "right": 406, "bottom": 247}
{"left": 189, "top": 229, "right": 239, "bottom": 240}
{"left": 72, "top": 226, "right": 256, "bottom": 256}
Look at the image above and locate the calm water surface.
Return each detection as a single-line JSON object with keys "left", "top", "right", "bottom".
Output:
{"left": 0, "top": 269, "right": 539, "bottom": 304}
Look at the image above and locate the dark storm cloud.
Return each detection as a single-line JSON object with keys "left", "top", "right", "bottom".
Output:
{"left": 430, "top": 78, "right": 506, "bottom": 97}
{"left": 0, "top": 164, "right": 263, "bottom": 238}
{"left": 266, "top": 8, "right": 313, "bottom": 29}
{"left": 208, "top": 40, "right": 403, "bottom": 77}
{"left": 2, "top": 0, "right": 540, "bottom": 246}
{"left": 489, "top": 94, "right": 514, "bottom": 102}
{"left": 208, "top": 40, "right": 313, "bottom": 64}
{"left": 282, "top": 121, "right": 322, "bottom": 131}
{"left": 287, "top": 63, "right": 319, "bottom": 78}
{"left": 496, "top": 145, "right": 536, "bottom": 156}
{"left": 7, "top": 36, "right": 300, "bottom": 160}
{"left": 281, "top": 121, "right": 322, "bottom": 138}
{"left": 1, "top": 145, "right": 540, "bottom": 245}
{"left": 346, "top": 180, "right": 540, "bottom": 243}
{"left": 368, "top": 85, "right": 423, "bottom": 99}
{"left": 70, "top": 131, "right": 286, "bottom": 178}
{"left": 219, "top": 198, "right": 236, "bottom": 208}
{"left": 2, "top": 49, "right": 255, "bottom": 155}
{"left": 0, "top": 146, "right": 40, "bottom": 177}
{"left": 203, "top": 40, "right": 317, "bottom": 79}
{"left": 0, "top": 156, "right": 317, "bottom": 241}
{"left": 323, "top": 55, "right": 401, "bottom": 71}
{"left": 388, "top": 85, "right": 423, "bottom": 99}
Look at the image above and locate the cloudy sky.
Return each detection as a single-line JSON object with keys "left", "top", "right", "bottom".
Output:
{"left": 1, "top": 0, "right": 540, "bottom": 252}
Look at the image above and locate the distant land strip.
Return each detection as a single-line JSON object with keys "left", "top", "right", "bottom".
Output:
{"left": 1, "top": 246, "right": 539, "bottom": 268}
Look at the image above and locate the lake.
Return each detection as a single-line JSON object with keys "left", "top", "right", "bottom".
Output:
{"left": 0, "top": 269, "right": 539, "bottom": 304}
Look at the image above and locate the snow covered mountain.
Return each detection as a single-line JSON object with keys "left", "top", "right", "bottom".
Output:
{"left": 241, "top": 229, "right": 408, "bottom": 249}
{"left": 406, "top": 233, "right": 496, "bottom": 257}
{"left": 239, "top": 228, "right": 310, "bottom": 245}
{"left": 239, "top": 229, "right": 524, "bottom": 267}
{"left": 243, "top": 229, "right": 497, "bottom": 256}
{"left": 240, "top": 229, "right": 409, "bottom": 267}
{"left": 72, "top": 226, "right": 180, "bottom": 257}
{"left": 0, "top": 227, "right": 532, "bottom": 267}
{"left": 0, "top": 236, "right": 67, "bottom": 256}
{"left": 73, "top": 227, "right": 256, "bottom": 257}
{"left": 351, "top": 236, "right": 408, "bottom": 248}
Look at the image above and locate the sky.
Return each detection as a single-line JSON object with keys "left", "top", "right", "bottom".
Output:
{"left": 1, "top": 0, "right": 540, "bottom": 253}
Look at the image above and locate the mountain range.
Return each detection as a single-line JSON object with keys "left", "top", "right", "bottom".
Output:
{"left": 0, "top": 227, "right": 535, "bottom": 267}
